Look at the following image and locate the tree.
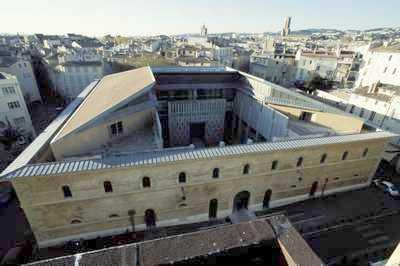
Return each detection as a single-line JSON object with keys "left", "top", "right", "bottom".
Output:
{"left": 0, "top": 125, "right": 24, "bottom": 150}
{"left": 307, "top": 74, "right": 333, "bottom": 93}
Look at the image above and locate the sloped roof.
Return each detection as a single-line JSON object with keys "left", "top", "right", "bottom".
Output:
{"left": 52, "top": 67, "right": 155, "bottom": 141}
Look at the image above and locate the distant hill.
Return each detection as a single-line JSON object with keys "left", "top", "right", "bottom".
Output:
{"left": 291, "top": 28, "right": 345, "bottom": 35}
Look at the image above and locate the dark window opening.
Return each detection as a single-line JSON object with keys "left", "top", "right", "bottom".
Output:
{"left": 243, "top": 164, "right": 250, "bottom": 175}
{"left": 271, "top": 160, "right": 278, "bottom": 170}
{"left": 209, "top": 199, "right": 218, "bottom": 219}
{"left": 342, "top": 151, "right": 349, "bottom": 160}
{"left": 104, "top": 181, "right": 113, "bottom": 193}
{"left": 362, "top": 148, "right": 368, "bottom": 157}
{"left": 263, "top": 189, "right": 272, "bottom": 209}
{"left": 71, "top": 219, "right": 82, "bottom": 224}
{"left": 212, "top": 168, "right": 219, "bottom": 178}
{"left": 296, "top": 157, "right": 303, "bottom": 167}
{"left": 142, "top": 177, "right": 151, "bottom": 188}
{"left": 109, "top": 214, "right": 119, "bottom": 218}
{"left": 309, "top": 181, "right": 318, "bottom": 197}
{"left": 62, "top": 185, "right": 72, "bottom": 198}
{"left": 320, "top": 153, "right": 327, "bottom": 164}
{"left": 179, "top": 172, "right": 186, "bottom": 183}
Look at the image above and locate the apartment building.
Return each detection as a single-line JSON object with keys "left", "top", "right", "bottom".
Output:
{"left": 355, "top": 43, "right": 400, "bottom": 88}
{"left": 0, "top": 53, "right": 42, "bottom": 103}
{"left": 0, "top": 72, "right": 35, "bottom": 139}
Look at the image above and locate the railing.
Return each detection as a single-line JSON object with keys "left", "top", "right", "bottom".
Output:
{"left": 264, "top": 96, "right": 325, "bottom": 111}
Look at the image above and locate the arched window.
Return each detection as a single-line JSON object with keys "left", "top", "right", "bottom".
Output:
{"left": 179, "top": 172, "right": 186, "bottom": 183}
{"left": 212, "top": 168, "right": 219, "bottom": 178}
{"left": 296, "top": 157, "right": 303, "bottom": 167}
{"left": 209, "top": 199, "right": 218, "bottom": 219}
{"left": 62, "top": 185, "right": 72, "bottom": 198}
{"left": 103, "top": 181, "right": 113, "bottom": 193}
{"left": 71, "top": 219, "right": 82, "bottom": 224}
{"left": 320, "top": 153, "right": 327, "bottom": 164}
{"left": 109, "top": 214, "right": 119, "bottom": 218}
{"left": 342, "top": 151, "right": 349, "bottom": 160}
{"left": 243, "top": 164, "right": 250, "bottom": 175}
{"left": 362, "top": 148, "right": 368, "bottom": 157}
{"left": 142, "top": 177, "right": 151, "bottom": 188}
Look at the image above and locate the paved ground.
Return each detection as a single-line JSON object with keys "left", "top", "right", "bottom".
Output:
{"left": 263, "top": 177, "right": 400, "bottom": 265}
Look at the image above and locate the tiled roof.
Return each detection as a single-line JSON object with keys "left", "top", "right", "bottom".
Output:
{"left": 24, "top": 215, "right": 323, "bottom": 266}
{"left": 2, "top": 131, "right": 396, "bottom": 180}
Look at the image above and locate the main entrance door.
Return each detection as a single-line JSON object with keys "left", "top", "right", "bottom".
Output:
{"left": 233, "top": 191, "right": 250, "bottom": 212}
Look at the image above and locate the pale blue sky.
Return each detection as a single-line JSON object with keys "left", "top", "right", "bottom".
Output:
{"left": 3, "top": 0, "right": 399, "bottom": 36}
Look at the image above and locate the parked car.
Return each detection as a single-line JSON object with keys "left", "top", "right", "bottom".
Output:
{"left": 372, "top": 178, "right": 400, "bottom": 197}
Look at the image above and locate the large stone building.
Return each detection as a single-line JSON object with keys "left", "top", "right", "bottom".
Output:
{"left": 0, "top": 66, "right": 396, "bottom": 248}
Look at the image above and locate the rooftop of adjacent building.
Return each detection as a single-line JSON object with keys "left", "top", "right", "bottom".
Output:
{"left": 353, "top": 82, "right": 400, "bottom": 102}
{"left": 23, "top": 215, "right": 323, "bottom": 266}
{"left": 370, "top": 42, "right": 400, "bottom": 53}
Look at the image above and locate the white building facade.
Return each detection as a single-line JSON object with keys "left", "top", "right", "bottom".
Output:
{"left": 0, "top": 72, "right": 35, "bottom": 139}
{"left": 213, "top": 46, "right": 233, "bottom": 67}
{"left": 345, "top": 84, "right": 400, "bottom": 145}
{"left": 47, "top": 49, "right": 104, "bottom": 102}
{"left": 355, "top": 45, "right": 400, "bottom": 88}
{"left": 0, "top": 57, "right": 42, "bottom": 104}
{"left": 295, "top": 50, "right": 338, "bottom": 81}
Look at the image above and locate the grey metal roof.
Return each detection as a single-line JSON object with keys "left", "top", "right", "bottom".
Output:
{"left": 0, "top": 80, "right": 99, "bottom": 177}
{"left": 1, "top": 131, "right": 396, "bottom": 180}
{"left": 151, "top": 66, "right": 236, "bottom": 73}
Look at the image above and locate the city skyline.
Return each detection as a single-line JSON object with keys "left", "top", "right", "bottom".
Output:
{"left": 2, "top": 0, "right": 400, "bottom": 36}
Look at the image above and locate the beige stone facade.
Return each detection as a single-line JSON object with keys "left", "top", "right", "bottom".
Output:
{"left": 12, "top": 135, "right": 390, "bottom": 247}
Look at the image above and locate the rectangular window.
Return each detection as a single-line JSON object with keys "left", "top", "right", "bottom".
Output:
{"left": 383, "top": 67, "right": 387, "bottom": 73}
{"left": 393, "top": 68, "right": 397, "bottom": 75}
{"left": 8, "top": 101, "right": 21, "bottom": 109}
{"left": 2, "top": 87, "right": 16, "bottom": 96}
{"left": 110, "top": 121, "right": 123, "bottom": 137}
{"left": 349, "top": 105, "right": 355, "bottom": 114}
{"left": 369, "top": 111, "right": 376, "bottom": 121}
